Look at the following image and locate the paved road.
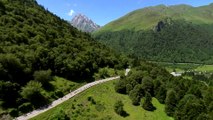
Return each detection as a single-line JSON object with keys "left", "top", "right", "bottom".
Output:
{"left": 15, "top": 69, "right": 130, "bottom": 120}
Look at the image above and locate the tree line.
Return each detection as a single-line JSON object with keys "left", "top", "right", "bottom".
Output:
{"left": 115, "top": 60, "right": 213, "bottom": 120}
{"left": 94, "top": 19, "right": 213, "bottom": 64}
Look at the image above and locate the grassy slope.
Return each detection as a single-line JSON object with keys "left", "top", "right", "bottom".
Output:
{"left": 46, "top": 77, "right": 85, "bottom": 99}
{"left": 31, "top": 81, "right": 173, "bottom": 120}
{"left": 95, "top": 4, "right": 213, "bottom": 33}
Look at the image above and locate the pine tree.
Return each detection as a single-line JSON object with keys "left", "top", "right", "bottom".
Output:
{"left": 165, "top": 89, "right": 177, "bottom": 116}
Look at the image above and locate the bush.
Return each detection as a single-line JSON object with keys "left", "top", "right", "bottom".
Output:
{"left": 49, "top": 108, "right": 70, "bottom": 120}
{"left": 115, "top": 80, "right": 126, "bottom": 94}
{"left": 93, "top": 67, "right": 116, "bottom": 79}
{"left": 114, "top": 100, "right": 125, "bottom": 115}
{"left": 20, "top": 81, "right": 43, "bottom": 100}
{"left": 55, "top": 90, "right": 64, "bottom": 98}
{"left": 33, "top": 69, "right": 52, "bottom": 86}
{"left": 20, "top": 81, "right": 48, "bottom": 108}
{"left": 8, "top": 108, "right": 18, "bottom": 117}
{"left": 87, "top": 96, "right": 96, "bottom": 104}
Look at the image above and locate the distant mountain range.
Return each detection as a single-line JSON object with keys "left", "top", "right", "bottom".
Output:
{"left": 94, "top": 3, "right": 213, "bottom": 64}
{"left": 71, "top": 14, "right": 100, "bottom": 33}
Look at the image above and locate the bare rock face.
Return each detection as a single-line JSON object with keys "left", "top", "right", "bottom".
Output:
{"left": 155, "top": 21, "right": 165, "bottom": 32}
{"left": 71, "top": 14, "right": 100, "bottom": 33}
{"left": 154, "top": 18, "right": 173, "bottom": 32}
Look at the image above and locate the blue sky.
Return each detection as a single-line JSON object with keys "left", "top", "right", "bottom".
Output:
{"left": 36, "top": 0, "right": 213, "bottom": 26}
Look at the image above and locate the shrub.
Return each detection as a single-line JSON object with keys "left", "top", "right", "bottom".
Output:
{"left": 114, "top": 100, "right": 124, "bottom": 115}
{"left": 20, "top": 81, "right": 48, "bottom": 108}
{"left": 114, "top": 100, "right": 129, "bottom": 117}
{"left": 55, "top": 90, "right": 64, "bottom": 98}
{"left": 33, "top": 69, "right": 52, "bottom": 86}
{"left": 8, "top": 108, "right": 18, "bottom": 117}
{"left": 49, "top": 108, "right": 70, "bottom": 120}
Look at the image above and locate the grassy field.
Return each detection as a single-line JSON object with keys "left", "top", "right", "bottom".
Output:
{"left": 31, "top": 81, "right": 173, "bottom": 120}
{"left": 155, "top": 62, "right": 213, "bottom": 73}
{"left": 195, "top": 65, "right": 213, "bottom": 72}
{"left": 165, "top": 67, "right": 183, "bottom": 73}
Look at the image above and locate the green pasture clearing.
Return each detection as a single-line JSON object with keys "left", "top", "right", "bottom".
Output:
{"left": 31, "top": 81, "right": 173, "bottom": 120}
{"left": 155, "top": 62, "right": 213, "bottom": 73}
{"left": 195, "top": 65, "right": 213, "bottom": 72}
{"left": 42, "top": 76, "right": 85, "bottom": 102}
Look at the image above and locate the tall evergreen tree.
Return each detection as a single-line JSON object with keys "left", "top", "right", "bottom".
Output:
{"left": 141, "top": 92, "right": 156, "bottom": 111}
{"left": 165, "top": 89, "right": 177, "bottom": 116}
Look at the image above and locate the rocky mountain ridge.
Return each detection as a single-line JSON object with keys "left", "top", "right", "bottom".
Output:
{"left": 71, "top": 14, "right": 100, "bottom": 33}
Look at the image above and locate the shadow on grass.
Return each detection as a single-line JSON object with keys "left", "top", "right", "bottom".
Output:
{"left": 121, "top": 111, "right": 130, "bottom": 117}
{"left": 43, "top": 82, "right": 55, "bottom": 91}
{"left": 67, "top": 76, "right": 95, "bottom": 83}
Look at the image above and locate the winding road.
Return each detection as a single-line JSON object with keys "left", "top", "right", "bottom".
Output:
{"left": 15, "top": 69, "right": 130, "bottom": 120}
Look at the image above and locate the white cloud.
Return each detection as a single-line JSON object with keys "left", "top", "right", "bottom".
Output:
{"left": 68, "top": 9, "right": 75, "bottom": 16}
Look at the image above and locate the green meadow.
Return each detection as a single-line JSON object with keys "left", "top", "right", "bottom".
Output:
{"left": 31, "top": 81, "right": 173, "bottom": 120}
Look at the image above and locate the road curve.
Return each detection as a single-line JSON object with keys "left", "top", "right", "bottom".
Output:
{"left": 15, "top": 69, "right": 130, "bottom": 120}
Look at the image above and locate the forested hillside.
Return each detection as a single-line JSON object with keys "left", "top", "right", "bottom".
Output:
{"left": 0, "top": 0, "right": 127, "bottom": 117}
{"left": 94, "top": 4, "right": 213, "bottom": 64}
{"left": 115, "top": 61, "right": 213, "bottom": 120}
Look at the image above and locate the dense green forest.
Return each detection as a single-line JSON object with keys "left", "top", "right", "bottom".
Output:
{"left": 94, "top": 4, "right": 213, "bottom": 64}
{"left": 0, "top": 0, "right": 128, "bottom": 117}
{"left": 115, "top": 60, "right": 213, "bottom": 120}
{"left": 94, "top": 19, "right": 213, "bottom": 63}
